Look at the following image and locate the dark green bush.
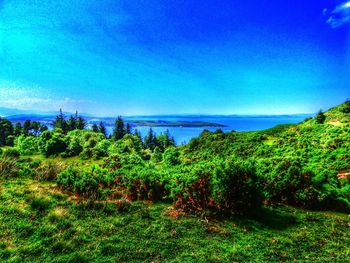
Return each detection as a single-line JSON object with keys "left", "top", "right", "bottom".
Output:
{"left": 57, "top": 167, "right": 79, "bottom": 193}
{"left": 57, "top": 165, "right": 112, "bottom": 200}
{"left": 172, "top": 160, "right": 262, "bottom": 213}
{"left": 44, "top": 135, "right": 67, "bottom": 157}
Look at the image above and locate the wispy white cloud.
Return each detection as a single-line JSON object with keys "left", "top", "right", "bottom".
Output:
{"left": 0, "top": 80, "right": 90, "bottom": 111}
{"left": 324, "top": 1, "right": 350, "bottom": 28}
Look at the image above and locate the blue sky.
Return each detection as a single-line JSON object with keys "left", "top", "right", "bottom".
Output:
{"left": 0, "top": 0, "right": 349, "bottom": 116}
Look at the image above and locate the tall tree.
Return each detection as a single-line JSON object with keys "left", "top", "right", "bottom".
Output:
{"left": 23, "top": 120, "right": 31, "bottom": 136}
{"left": 67, "top": 115, "right": 77, "bottom": 131}
{"left": 31, "top": 121, "right": 40, "bottom": 136}
{"left": 91, "top": 123, "right": 99, "bottom": 132}
{"left": 39, "top": 124, "right": 48, "bottom": 133}
{"left": 98, "top": 121, "right": 107, "bottom": 137}
{"left": 164, "top": 129, "right": 175, "bottom": 148}
{"left": 144, "top": 128, "right": 158, "bottom": 151}
{"left": 112, "top": 116, "right": 126, "bottom": 141}
{"left": 52, "top": 109, "right": 68, "bottom": 133}
{"left": 126, "top": 123, "right": 132, "bottom": 134}
{"left": 76, "top": 116, "right": 87, "bottom": 130}
{"left": 0, "top": 118, "right": 14, "bottom": 146}
{"left": 14, "top": 122, "right": 22, "bottom": 137}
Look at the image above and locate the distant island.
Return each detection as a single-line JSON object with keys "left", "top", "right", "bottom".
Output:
{"left": 129, "top": 120, "right": 226, "bottom": 127}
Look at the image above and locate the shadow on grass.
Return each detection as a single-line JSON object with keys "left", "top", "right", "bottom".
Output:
{"left": 229, "top": 206, "right": 298, "bottom": 230}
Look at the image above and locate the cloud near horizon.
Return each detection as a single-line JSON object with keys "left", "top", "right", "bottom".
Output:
{"left": 0, "top": 80, "right": 90, "bottom": 112}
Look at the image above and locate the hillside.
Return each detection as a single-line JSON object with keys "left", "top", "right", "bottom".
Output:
{"left": 181, "top": 102, "right": 350, "bottom": 209}
{"left": 0, "top": 101, "right": 349, "bottom": 261}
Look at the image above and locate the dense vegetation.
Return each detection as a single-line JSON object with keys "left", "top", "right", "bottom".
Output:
{"left": 0, "top": 101, "right": 349, "bottom": 261}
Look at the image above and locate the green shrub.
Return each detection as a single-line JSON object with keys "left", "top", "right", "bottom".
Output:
{"left": 15, "top": 135, "right": 39, "bottom": 155}
{"left": 2, "top": 148, "right": 20, "bottom": 158}
{"left": 17, "top": 163, "right": 36, "bottom": 177}
{"left": 73, "top": 171, "right": 99, "bottom": 199}
{"left": 36, "top": 161, "right": 65, "bottom": 181}
{"left": 57, "top": 167, "right": 79, "bottom": 193}
{"left": 43, "top": 134, "right": 67, "bottom": 157}
{"left": 57, "top": 165, "right": 111, "bottom": 200}
{"left": 0, "top": 157, "right": 20, "bottom": 178}
{"left": 172, "top": 160, "right": 262, "bottom": 213}
{"left": 163, "top": 147, "right": 181, "bottom": 166}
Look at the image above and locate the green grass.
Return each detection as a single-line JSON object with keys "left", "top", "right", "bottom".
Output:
{"left": 0, "top": 177, "right": 349, "bottom": 262}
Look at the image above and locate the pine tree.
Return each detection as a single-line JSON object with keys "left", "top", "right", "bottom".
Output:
{"left": 91, "top": 123, "right": 99, "bottom": 132}
{"left": 31, "top": 121, "right": 40, "bottom": 136}
{"left": 98, "top": 121, "right": 107, "bottom": 137}
{"left": 113, "top": 116, "right": 126, "bottom": 141}
{"left": 14, "top": 122, "right": 22, "bottom": 137}
{"left": 67, "top": 115, "right": 77, "bottom": 131}
{"left": 52, "top": 109, "right": 68, "bottom": 133}
{"left": 126, "top": 123, "right": 132, "bottom": 134}
{"left": 76, "top": 116, "right": 87, "bottom": 130}
{"left": 0, "top": 118, "right": 14, "bottom": 146}
{"left": 39, "top": 125, "right": 48, "bottom": 133}
{"left": 164, "top": 129, "right": 175, "bottom": 148}
{"left": 144, "top": 128, "right": 158, "bottom": 150}
{"left": 23, "top": 120, "right": 31, "bottom": 136}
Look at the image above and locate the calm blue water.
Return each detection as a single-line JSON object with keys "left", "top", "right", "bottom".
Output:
{"left": 105, "top": 115, "right": 310, "bottom": 145}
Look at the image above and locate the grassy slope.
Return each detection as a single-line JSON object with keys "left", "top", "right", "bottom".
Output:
{"left": 0, "top": 177, "right": 349, "bottom": 262}
{"left": 1, "top": 103, "right": 350, "bottom": 262}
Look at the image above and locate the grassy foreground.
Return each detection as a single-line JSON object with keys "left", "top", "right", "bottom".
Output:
{"left": 0, "top": 177, "right": 349, "bottom": 262}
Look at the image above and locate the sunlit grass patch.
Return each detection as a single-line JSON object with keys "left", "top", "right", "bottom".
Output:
{"left": 48, "top": 206, "right": 69, "bottom": 222}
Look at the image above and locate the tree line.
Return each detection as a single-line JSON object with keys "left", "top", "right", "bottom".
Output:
{"left": 0, "top": 109, "right": 175, "bottom": 153}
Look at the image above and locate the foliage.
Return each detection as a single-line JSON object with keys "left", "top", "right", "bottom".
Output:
{"left": 315, "top": 110, "right": 326, "bottom": 124}
{"left": 41, "top": 131, "right": 67, "bottom": 157}
{"left": 341, "top": 99, "right": 350, "bottom": 113}
{"left": 112, "top": 116, "right": 127, "bottom": 141}
{"left": 0, "top": 157, "right": 20, "bottom": 178}
{"left": 52, "top": 109, "right": 86, "bottom": 133}
{"left": 57, "top": 165, "right": 112, "bottom": 199}
{"left": 0, "top": 102, "right": 349, "bottom": 213}
{"left": 15, "top": 135, "right": 38, "bottom": 155}
{"left": 35, "top": 161, "right": 65, "bottom": 181}
{"left": 169, "top": 159, "right": 261, "bottom": 213}
{"left": 0, "top": 118, "right": 14, "bottom": 146}
{"left": 163, "top": 147, "right": 181, "bottom": 166}
{"left": 1, "top": 148, "right": 20, "bottom": 158}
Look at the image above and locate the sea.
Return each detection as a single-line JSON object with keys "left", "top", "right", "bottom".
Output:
{"left": 105, "top": 115, "right": 311, "bottom": 145}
